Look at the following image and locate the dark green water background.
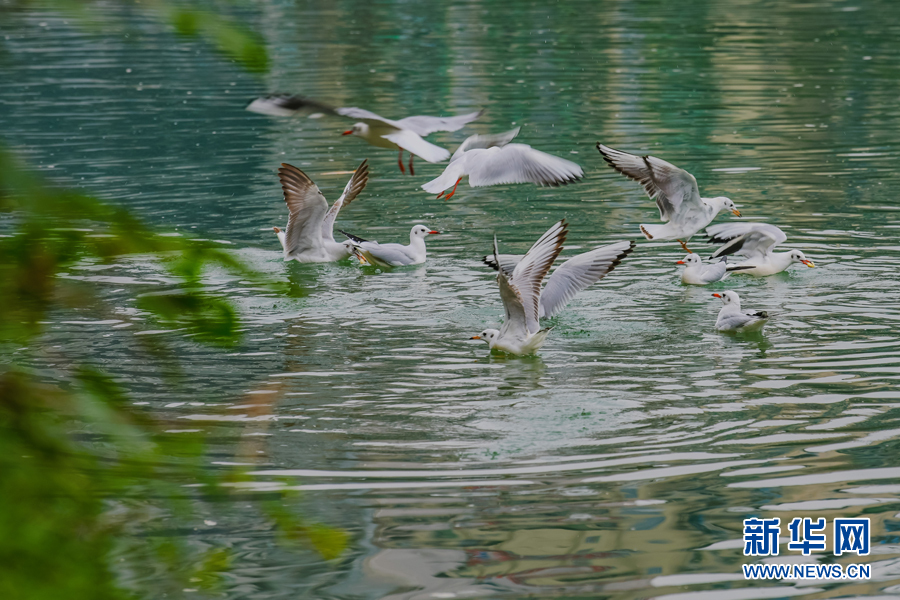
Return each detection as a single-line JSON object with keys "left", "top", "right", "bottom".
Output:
{"left": 2, "top": 0, "right": 900, "bottom": 598}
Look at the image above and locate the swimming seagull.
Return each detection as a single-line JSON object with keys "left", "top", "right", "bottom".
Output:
{"left": 676, "top": 254, "right": 754, "bottom": 285}
{"left": 597, "top": 144, "right": 741, "bottom": 252}
{"left": 340, "top": 225, "right": 440, "bottom": 268}
{"left": 246, "top": 94, "right": 482, "bottom": 175}
{"left": 422, "top": 127, "right": 584, "bottom": 200}
{"left": 706, "top": 222, "right": 815, "bottom": 276}
{"left": 273, "top": 160, "right": 369, "bottom": 262}
{"left": 712, "top": 291, "right": 769, "bottom": 332}
{"left": 471, "top": 221, "right": 633, "bottom": 355}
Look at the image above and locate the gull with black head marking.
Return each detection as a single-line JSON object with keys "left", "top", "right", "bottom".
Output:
{"left": 597, "top": 143, "right": 741, "bottom": 252}
{"left": 246, "top": 94, "right": 482, "bottom": 175}
{"left": 706, "top": 222, "right": 814, "bottom": 276}
{"left": 273, "top": 160, "right": 369, "bottom": 263}
{"left": 471, "top": 220, "right": 634, "bottom": 355}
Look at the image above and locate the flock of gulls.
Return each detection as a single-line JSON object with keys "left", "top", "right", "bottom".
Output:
{"left": 248, "top": 95, "right": 815, "bottom": 355}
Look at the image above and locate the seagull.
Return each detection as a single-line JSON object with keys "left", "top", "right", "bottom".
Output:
{"left": 340, "top": 225, "right": 440, "bottom": 267}
{"left": 706, "top": 222, "right": 815, "bottom": 276}
{"left": 712, "top": 291, "right": 769, "bottom": 332}
{"left": 422, "top": 128, "right": 584, "bottom": 200}
{"left": 597, "top": 144, "right": 742, "bottom": 252}
{"left": 471, "top": 220, "right": 633, "bottom": 355}
{"left": 273, "top": 160, "right": 369, "bottom": 262}
{"left": 246, "top": 94, "right": 482, "bottom": 175}
{"left": 676, "top": 254, "right": 753, "bottom": 285}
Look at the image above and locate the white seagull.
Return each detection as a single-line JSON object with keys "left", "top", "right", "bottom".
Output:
{"left": 340, "top": 225, "right": 440, "bottom": 268}
{"left": 422, "top": 127, "right": 584, "bottom": 200}
{"left": 712, "top": 291, "right": 769, "bottom": 332}
{"left": 273, "top": 160, "right": 369, "bottom": 263}
{"left": 676, "top": 254, "right": 753, "bottom": 285}
{"left": 597, "top": 144, "right": 741, "bottom": 252}
{"left": 471, "top": 220, "right": 633, "bottom": 355}
{"left": 706, "top": 222, "right": 815, "bottom": 276}
{"left": 246, "top": 94, "right": 482, "bottom": 175}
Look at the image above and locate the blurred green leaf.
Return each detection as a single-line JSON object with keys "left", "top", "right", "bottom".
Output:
{"left": 0, "top": 144, "right": 347, "bottom": 600}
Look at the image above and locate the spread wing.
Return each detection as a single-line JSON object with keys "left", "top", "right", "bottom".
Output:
{"left": 397, "top": 109, "right": 484, "bottom": 137}
{"left": 707, "top": 223, "right": 786, "bottom": 260}
{"left": 278, "top": 163, "right": 329, "bottom": 257}
{"left": 466, "top": 144, "right": 584, "bottom": 188}
{"left": 500, "top": 220, "right": 568, "bottom": 336}
{"left": 246, "top": 94, "right": 338, "bottom": 117}
{"left": 597, "top": 144, "right": 702, "bottom": 222}
{"left": 321, "top": 160, "right": 369, "bottom": 242}
{"left": 493, "top": 236, "right": 530, "bottom": 341}
{"left": 539, "top": 240, "right": 635, "bottom": 318}
{"left": 383, "top": 129, "right": 451, "bottom": 163}
{"left": 333, "top": 106, "right": 406, "bottom": 130}
{"left": 482, "top": 253, "right": 522, "bottom": 274}
{"left": 451, "top": 127, "right": 520, "bottom": 163}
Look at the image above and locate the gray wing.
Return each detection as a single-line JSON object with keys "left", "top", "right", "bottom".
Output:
{"left": 719, "top": 310, "right": 768, "bottom": 331}
{"left": 504, "top": 220, "right": 568, "bottom": 335}
{"left": 539, "top": 241, "right": 635, "bottom": 318}
{"left": 279, "top": 164, "right": 329, "bottom": 257}
{"left": 597, "top": 144, "right": 702, "bottom": 222}
{"left": 246, "top": 94, "right": 339, "bottom": 117}
{"left": 451, "top": 127, "right": 520, "bottom": 163}
{"left": 467, "top": 144, "right": 584, "bottom": 188}
{"left": 321, "top": 160, "right": 369, "bottom": 242}
{"left": 494, "top": 236, "right": 531, "bottom": 341}
{"left": 359, "top": 242, "right": 415, "bottom": 267}
{"left": 397, "top": 110, "right": 484, "bottom": 137}
{"left": 708, "top": 223, "right": 786, "bottom": 260}
{"left": 700, "top": 258, "right": 728, "bottom": 283}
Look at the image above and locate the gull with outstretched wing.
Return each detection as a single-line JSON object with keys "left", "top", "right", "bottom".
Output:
{"left": 273, "top": 160, "right": 369, "bottom": 263}
{"left": 422, "top": 128, "right": 584, "bottom": 200}
{"left": 247, "top": 94, "right": 482, "bottom": 175}
{"left": 472, "top": 221, "right": 634, "bottom": 355}
{"left": 597, "top": 143, "right": 742, "bottom": 252}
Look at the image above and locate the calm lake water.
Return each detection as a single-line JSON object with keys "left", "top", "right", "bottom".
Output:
{"left": 3, "top": 0, "right": 900, "bottom": 598}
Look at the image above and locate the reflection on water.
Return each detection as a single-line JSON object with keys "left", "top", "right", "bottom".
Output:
{"left": 3, "top": 0, "right": 900, "bottom": 597}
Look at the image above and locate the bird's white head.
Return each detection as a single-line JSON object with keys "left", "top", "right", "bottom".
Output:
{"left": 712, "top": 290, "right": 741, "bottom": 307}
{"left": 471, "top": 329, "right": 499, "bottom": 347}
{"left": 342, "top": 122, "right": 367, "bottom": 138}
{"left": 789, "top": 249, "right": 815, "bottom": 268}
{"left": 410, "top": 224, "right": 440, "bottom": 239}
{"left": 676, "top": 253, "right": 702, "bottom": 267}
{"left": 712, "top": 196, "right": 741, "bottom": 217}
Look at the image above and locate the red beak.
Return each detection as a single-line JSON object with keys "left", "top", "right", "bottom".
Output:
{"left": 342, "top": 130, "right": 353, "bottom": 136}
{"left": 712, "top": 293, "right": 722, "bottom": 298}
{"left": 675, "top": 260, "right": 685, "bottom": 265}
{"left": 428, "top": 230, "right": 440, "bottom": 234}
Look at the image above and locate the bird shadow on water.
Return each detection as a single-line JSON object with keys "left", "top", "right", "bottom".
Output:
{"left": 478, "top": 351, "right": 548, "bottom": 394}
{"left": 718, "top": 329, "right": 773, "bottom": 357}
